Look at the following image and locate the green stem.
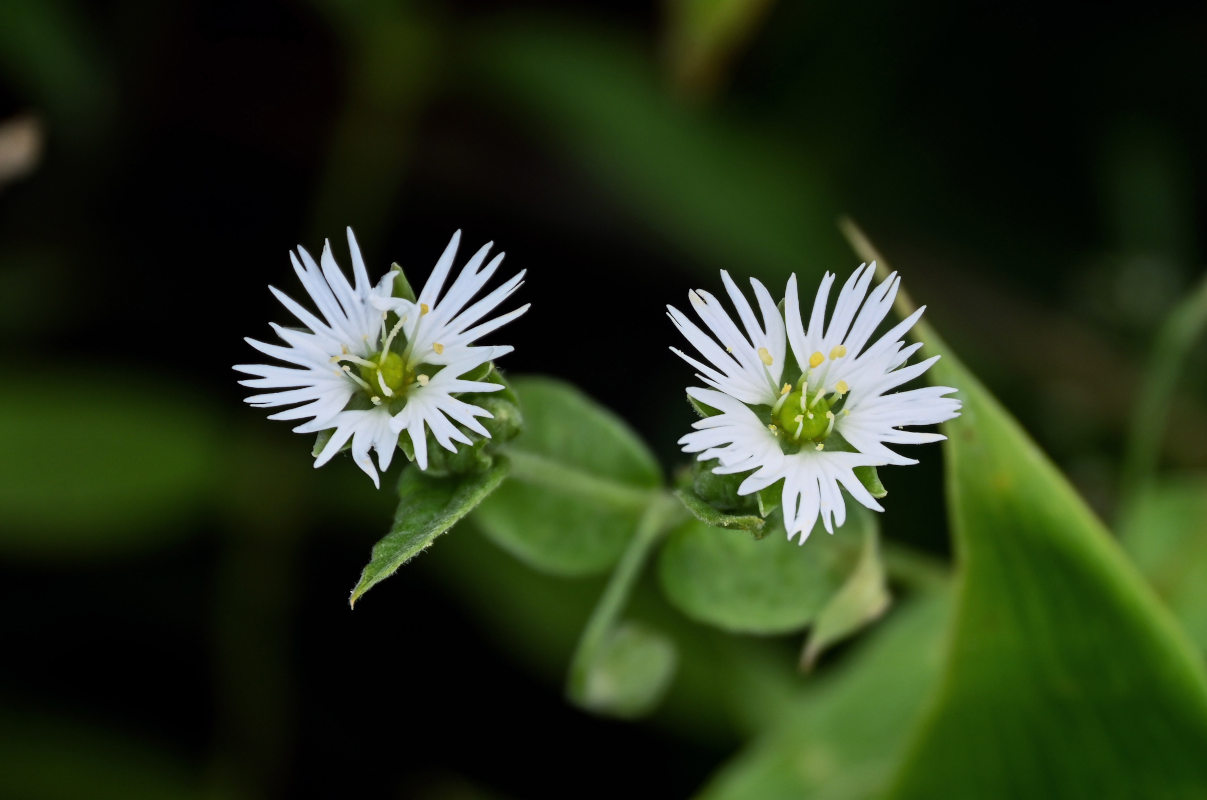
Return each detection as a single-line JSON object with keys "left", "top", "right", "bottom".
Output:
{"left": 503, "top": 448, "right": 658, "bottom": 511}
{"left": 567, "top": 493, "right": 683, "bottom": 699}
{"left": 1121, "top": 270, "right": 1207, "bottom": 508}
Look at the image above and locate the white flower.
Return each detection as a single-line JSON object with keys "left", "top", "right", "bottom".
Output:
{"left": 671, "top": 265, "right": 960, "bottom": 542}
{"left": 236, "top": 228, "right": 528, "bottom": 486}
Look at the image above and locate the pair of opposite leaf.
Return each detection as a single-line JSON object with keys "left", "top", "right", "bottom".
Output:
{"left": 235, "top": 229, "right": 960, "bottom": 542}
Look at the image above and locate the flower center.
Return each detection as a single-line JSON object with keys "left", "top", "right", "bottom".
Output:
{"left": 774, "top": 387, "right": 836, "bottom": 444}
{"left": 769, "top": 348, "right": 852, "bottom": 449}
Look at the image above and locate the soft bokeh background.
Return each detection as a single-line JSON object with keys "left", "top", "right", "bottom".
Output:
{"left": 2, "top": 1, "right": 1206, "bottom": 797}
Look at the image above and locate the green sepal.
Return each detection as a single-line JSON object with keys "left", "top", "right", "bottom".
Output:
{"left": 690, "top": 458, "right": 757, "bottom": 514}
{"left": 854, "top": 465, "right": 887, "bottom": 499}
{"left": 687, "top": 392, "right": 721, "bottom": 418}
{"left": 389, "top": 263, "right": 417, "bottom": 302}
{"left": 756, "top": 482, "right": 781, "bottom": 517}
{"left": 675, "top": 485, "right": 766, "bottom": 535}
{"left": 349, "top": 457, "right": 510, "bottom": 606}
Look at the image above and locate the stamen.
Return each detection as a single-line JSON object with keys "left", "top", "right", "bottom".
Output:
{"left": 768, "top": 424, "right": 778, "bottom": 433}
{"left": 815, "top": 443, "right": 825, "bottom": 451}
{"left": 380, "top": 313, "right": 409, "bottom": 353}
{"left": 757, "top": 347, "right": 773, "bottom": 366}
{"left": 376, "top": 370, "right": 394, "bottom": 398}
{"left": 809, "top": 351, "right": 825, "bottom": 368}
{"left": 834, "top": 380, "right": 850, "bottom": 395}
{"left": 781, "top": 384, "right": 792, "bottom": 396}
{"left": 830, "top": 345, "right": 847, "bottom": 359}
{"left": 370, "top": 396, "right": 383, "bottom": 406}
{"left": 794, "top": 418, "right": 804, "bottom": 439}
{"left": 823, "top": 410, "right": 836, "bottom": 437}
{"left": 416, "top": 374, "right": 429, "bottom": 386}
{"left": 341, "top": 365, "right": 372, "bottom": 392}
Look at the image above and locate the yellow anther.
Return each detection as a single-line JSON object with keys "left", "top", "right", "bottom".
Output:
{"left": 758, "top": 347, "right": 773, "bottom": 365}
{"left": 370, "top": 396, "right": 382, "bottom": 405}
{"left": 781, "top": 383, "right": 792, "bottom": 396}
{"left": 815, "top": 443, "right": 825, "bottom": 451}
{"left": 835, "top": 380, "right": 850, "bottom": 395}
{"left": 420, "top": 302, "right": 430, "bottom": 315}
{"left": 768, "top": 424, "right": 778, "bottom": 432}
{"left": 830, "top": 345, "right": 847, "bottom": 359}
{"left": 809, "top": 351, "right": 824, "bottom": 368}
{"left": 416, "top": 374, "right": 429, "bottom": 386}
{"left": 433, "top": 343, "right": 444, "bottom": 355}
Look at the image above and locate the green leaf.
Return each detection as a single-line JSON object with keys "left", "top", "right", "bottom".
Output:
{"left": 665, "top": 0, "right": 775, "bottom": 98}
{"left": 475, "top": 376, "right": 662, "bottom": 576}
{"left": 888, "top": 330, "right": 1207, "bottom": 798}
{"left": 842, "top": 222, "right": 1207, "bottom": 797}
{"left": 1120, "top": 475, "right": 1207, "bottom": 653}
{"left": 658, "top": 510, "right": 880, "bottom": 635}
{"left": 801, "top": 520, "right": 891, "bottom": 669}
{"left": 0, "top": 711, "right": 214, "bottom": 800}
{"left": 350, "top": 458, "right": 509, "bottom": 606}
{"left": 571, "top": 622, "right": 678, "bottom": 720}
{"left": 698, "top": 591, "right": 952, "bottom": 800}
{"left": 675, "top": 486, "right": 765, "bottom": 533}
{"left": 0, "top": 374, "right": 219, "bottom": 557}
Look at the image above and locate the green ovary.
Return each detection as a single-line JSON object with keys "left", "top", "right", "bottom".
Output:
{"left": 359, "top": 350, "right": 409, "bottom": 396}
{"left": 775, "top": 389, "right": 834, "bottom": 444}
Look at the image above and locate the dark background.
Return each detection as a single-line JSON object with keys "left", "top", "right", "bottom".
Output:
{"left": 1, "top": 1, "right": 1205, "bottom": 797}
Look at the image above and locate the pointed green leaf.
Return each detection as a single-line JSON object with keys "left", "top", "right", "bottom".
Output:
{"left": 1120, "top": 475, "right": 1207, "bottom": 653}
{"left": 570, "top": 622, "right": 678, "bottom": 720}
{"left": 801, "top": 519, "right": 891, "bottom": 669}
{"left": 886, "top": 340, "right": 1207, "bottom": 798}
{"left": 658, "top": 510, "right": 880, "bottom": 635}
{"left": 698, "top": 591, "right": 952, "bottom": 800}
{"left": 475, "top": 376, "right": 663, "bottom": 575}
{"left": 350, "top": 458, "right": 509, "bottom": 606}
{"left": 841, "top": 223, "right": 1207, "bottom": 797}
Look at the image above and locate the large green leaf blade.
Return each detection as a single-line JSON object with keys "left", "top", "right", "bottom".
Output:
{"left": 887, "top": 354, "right": 1207, "bottom": 798}
{"left": 350, "top": 459, "right": 509, "bottom": 606}
{"left": 1119, "top": 475, "right": 1207, "bottom": 654}
{"left": 475, "top": 376, "right": 663, "bottom": 576}
{"left": 697, "top": 591, "right": 952, "bottom": 800}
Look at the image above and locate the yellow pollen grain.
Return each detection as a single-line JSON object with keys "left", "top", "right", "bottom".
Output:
{"left": 758, "top": 347, "right": 773, "bottom": 365}
{"left": 433, "top": 343, "right": 444, "bottom": 355}
{"left": 830, "top": 345, "right": 847, "bottom": 359}
{"left": 420, "top": 303, "right": 430, "bottom": 315}
{"left": 835, "top": 380, "right": 850, "bottom": 395}
{"left": 809, "top": 351, "right": 824, "bottom": 368}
